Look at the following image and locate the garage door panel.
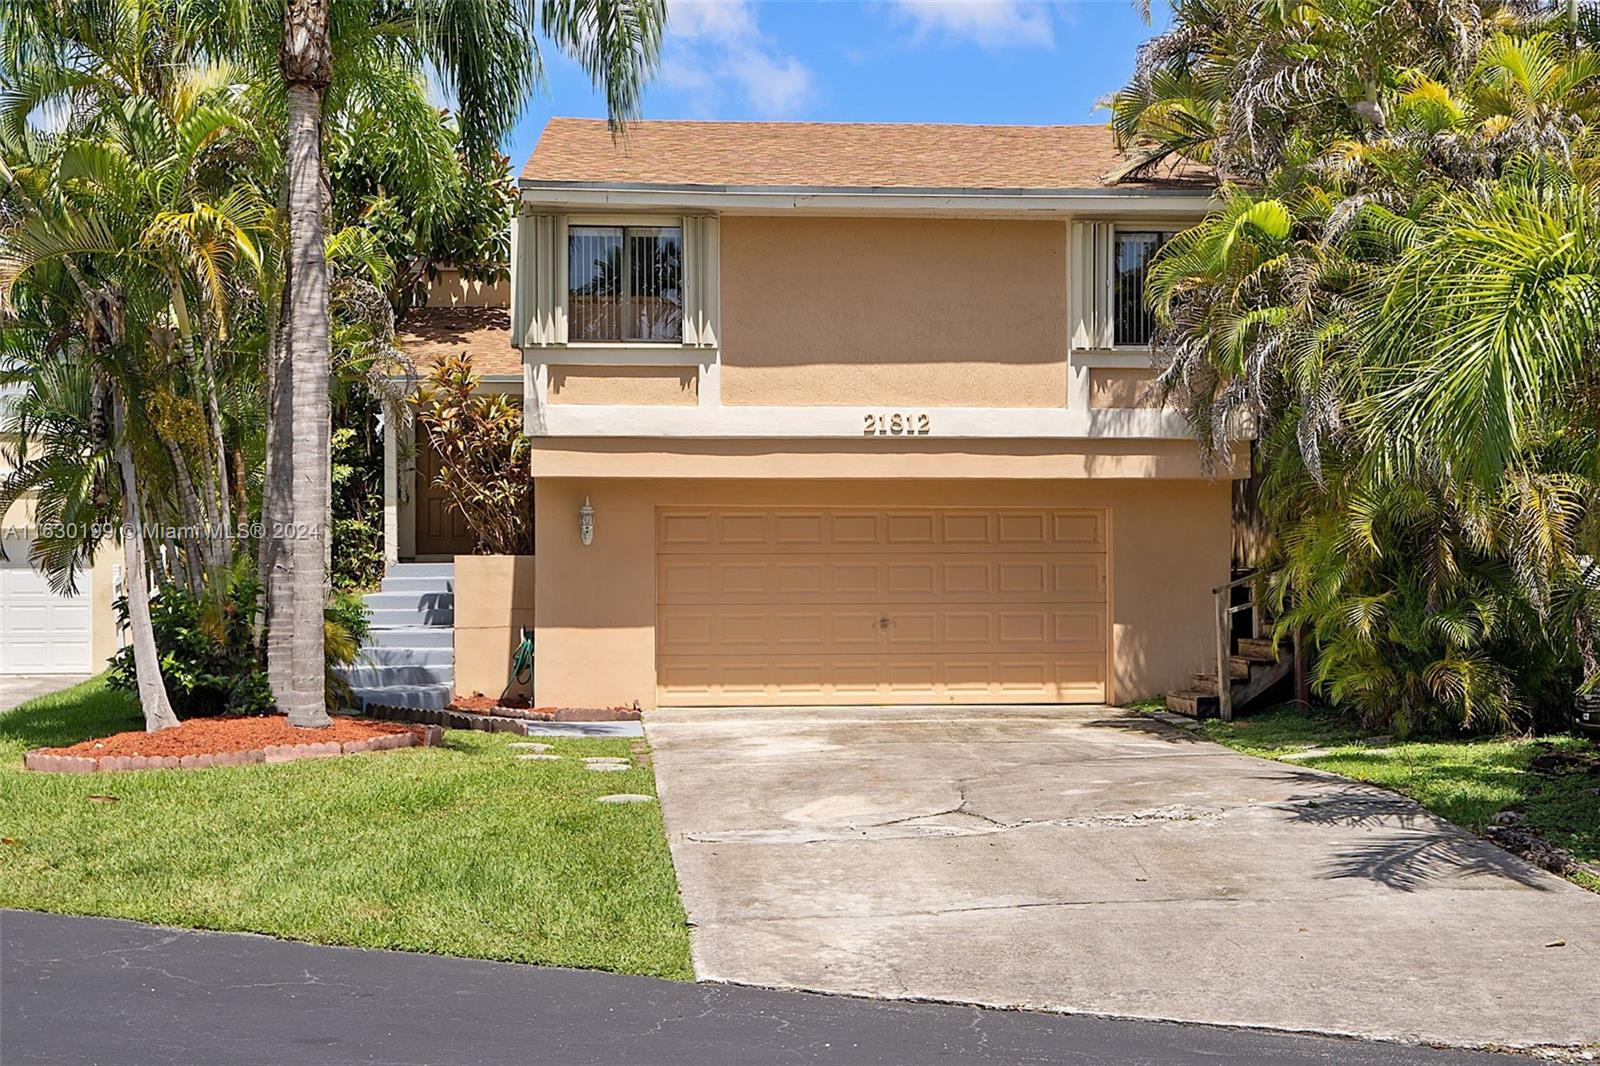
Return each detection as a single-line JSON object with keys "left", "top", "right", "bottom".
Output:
{"left": 656, "top": 507, "right": 1107, "bottom": 706}
{"left": 658, "top": 603, "right": 1107, "bottom": 658}
{"left": 1, "top": 536, "right": 93, "bottom": 675}
{"left": 658, "top": 553, "right": 1107, "bottom": 605}
{"left": 657, "top": 508, "right": 1106, "bottom": 555}
{"left": 656, "top": 653, "right": 1107, "bottom": 706}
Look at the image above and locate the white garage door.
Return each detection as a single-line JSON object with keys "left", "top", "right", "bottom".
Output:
{"left": 1, "top": 535, "right": 93, "bottom": 674}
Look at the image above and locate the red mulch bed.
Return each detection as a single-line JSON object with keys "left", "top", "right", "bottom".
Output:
{"left": 450, "top": 694, "right": 531, "bottom": 713}
{"left": 446, "top": 696, "right": 640, "bottom": 722}
{"left": 38, "top": 715, "right": 419, "bottom": 759}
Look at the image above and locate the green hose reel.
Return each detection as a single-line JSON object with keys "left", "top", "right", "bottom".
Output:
{"left": 501, "top": 626, "right": 534, "bottom": 703}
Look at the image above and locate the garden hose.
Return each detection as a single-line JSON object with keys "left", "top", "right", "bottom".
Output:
{"left": 500, "top": 626, "right": 534, "bottom": 703}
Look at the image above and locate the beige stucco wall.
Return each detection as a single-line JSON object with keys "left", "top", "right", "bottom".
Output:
{"left": 1088, "top": 367, "right": 1163, "bottom": 409}
{"left": 718, "top": 216, "right": 1068, "bottom": 407}
{"left": 453, "top": 554, "right": 535, "bottom": 701}
{"left": 548, "top": 365, "right": 698, "bottom": 406}
{"left": 530, "top": 438, "right": 1247, "bottom": 480}
{"left": 533, "top": 475, "right": 1231, "bottom": 710}
{"left": 426, "top": 267, "right": 511, "bottom": 308}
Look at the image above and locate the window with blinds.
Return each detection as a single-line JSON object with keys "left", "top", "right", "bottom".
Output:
{"left": 1112, "top": 230, "right": 1168, "bottom": 347}
{"left": 568, "top": 225, "right": 683, "bottom": 342}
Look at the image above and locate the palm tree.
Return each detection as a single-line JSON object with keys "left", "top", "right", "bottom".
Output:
{"left": 268, "top": 0, "right": 664, "bottom": 726}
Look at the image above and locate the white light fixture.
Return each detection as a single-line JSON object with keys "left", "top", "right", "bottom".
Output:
{"left": 579, "top": 496, "right": 595, "bottom": 546}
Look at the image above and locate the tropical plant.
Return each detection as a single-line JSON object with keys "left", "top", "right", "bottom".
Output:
{"left": 264, "top": 0, "right": 665, "bottom": 727}
{"left": 414, "top": 354, "right": 535, "bottom": 555}
{"left": 1114, "top": 0, "right": 1600, "bottom": 733}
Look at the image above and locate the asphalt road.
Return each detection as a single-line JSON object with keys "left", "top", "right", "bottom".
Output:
{"left": 1, "top": 910, "right": 1524, "bottom": 1066}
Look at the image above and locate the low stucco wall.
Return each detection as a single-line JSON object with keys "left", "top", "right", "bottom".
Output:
{"left": 532, "top": 475, "right": 1231, "bottom": 710}
{"left": 453, "top": 554, "right": 535, "bottom": 701}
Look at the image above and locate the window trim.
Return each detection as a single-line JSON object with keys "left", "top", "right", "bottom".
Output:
{"left": 1110, "top": 225, "right": 1180, "bottom": 350}
{"left": 566, "top": 222, "right": 686, "bottom": 345}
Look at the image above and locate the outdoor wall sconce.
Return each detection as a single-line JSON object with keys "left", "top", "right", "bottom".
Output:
{"left": 579, "top": 497, "right": 595, "bottom": 546}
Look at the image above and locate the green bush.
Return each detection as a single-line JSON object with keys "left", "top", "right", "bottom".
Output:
{"left": 109, "top": 575, "right": 376, "bottom": 717}
{"left": 109, "top": 570, "right": 272, "bottom": 718}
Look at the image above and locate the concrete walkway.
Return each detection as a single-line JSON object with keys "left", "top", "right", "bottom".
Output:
{"left": 0, "top": 674, "right": 89, "bottom": 714}
{"left": 646, "top": 705, "right": 1600, "bottom": 1052}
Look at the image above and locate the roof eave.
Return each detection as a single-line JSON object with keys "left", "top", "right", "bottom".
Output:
{"left": 516, "top": 179, "right": 1217, "bottom": 216}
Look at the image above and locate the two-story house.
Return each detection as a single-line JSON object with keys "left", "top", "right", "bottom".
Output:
{"left": 382, "top": 119, "right": 1241, "bottom": 712}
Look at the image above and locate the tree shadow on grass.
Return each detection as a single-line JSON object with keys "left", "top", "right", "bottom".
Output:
{"left": 1273, "top": 772, "right": 1550, "bottom": 892}
{"left": 0, "top": 680, "right": 142, "bottom": 756}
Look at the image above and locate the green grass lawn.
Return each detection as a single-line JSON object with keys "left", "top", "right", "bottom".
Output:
{"left": 0, "top": 677, "right": 692, "bottom": 979}
{"left": 1198, "top": 704, "right": 1600, "bottom": 891}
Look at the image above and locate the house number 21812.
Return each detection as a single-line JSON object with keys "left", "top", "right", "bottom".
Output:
{"left": 863, "top": 412, "right": 931, "bottom": 436}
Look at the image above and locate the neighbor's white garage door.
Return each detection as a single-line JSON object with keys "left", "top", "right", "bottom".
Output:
{"left": 1, "top": 535, "right": 93, "bottom": 674}
{"left": 655, "top": 507, "right": 1109, "bottom": 706}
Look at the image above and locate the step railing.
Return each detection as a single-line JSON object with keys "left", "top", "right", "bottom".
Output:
{"left": 1212, "top": 570, "right": 1261, "bottom": 722}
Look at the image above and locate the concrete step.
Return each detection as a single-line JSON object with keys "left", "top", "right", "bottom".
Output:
{"left": 368, "top": 606, "right": 454, "bottom": 628}
{"left": 344, "top": 663, "right": 454, "bottom": 688}
{"left": 1165, "top": 690, "right": 1219, "bottom": 719}
{"left": 364, "top": 627, "right": 454, "bottom": 649}
{"left": 386, "top": 562, "right": 456, "bottom": 578}
{"left": 362, "top": 591, "right": 455, "bottom": 613}
{"left": 1235, "top": 637, "right": 1279, "bottom": 664}
{"left": 356, "top": 645, "right": 454, "bottom": 667}
{"left": 380, "top": 575, "right": 455, "bottom": 594}
{"left": 353, "top": 684, "right": 452, "bottom": 711}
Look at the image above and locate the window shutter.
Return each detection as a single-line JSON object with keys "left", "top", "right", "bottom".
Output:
{"left": 681, "top": 216, "right": 720, "bottom": 349}
{"left": 515, "top": 214, "right": 566, "bottom": 347}
{"left": 1069, "top": 221, "right": 1115, "bottom": 351}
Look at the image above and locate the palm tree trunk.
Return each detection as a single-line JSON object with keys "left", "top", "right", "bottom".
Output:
{"left": 279, "top": 0, "right": 333, "bottom": 726}
{"left": 111, "top": 385, "right": 180, "bottom": 732}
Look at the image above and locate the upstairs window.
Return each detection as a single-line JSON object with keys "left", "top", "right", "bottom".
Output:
{"left": 568, "top": 225, "right": 683, "bottom": 342}
{"left": 1112, "top": 230, "right": 1169, "bottom": 347}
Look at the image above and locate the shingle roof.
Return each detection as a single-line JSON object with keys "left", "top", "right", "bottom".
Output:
{"left": 520, "top": 118, "right": 1209, "bottom": 191}
{"left": 396, "top": 308, "right": 520, "bottom": 378}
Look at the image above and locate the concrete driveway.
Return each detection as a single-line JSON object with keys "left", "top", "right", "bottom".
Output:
{"left": 0, "top": 675, "right": 89, "bottom": 714}
{"left": 646, "top": 706, "right": 1600, "bottom": 1052}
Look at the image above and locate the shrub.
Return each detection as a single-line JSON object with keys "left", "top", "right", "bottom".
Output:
{"left": 109, "top": 568, "right": 272, "bottom": 718}
{"left": 414, "top": 353, "right": 535, "bottom": 555}
{"left": 109, "top": 573, "right": 377, "bottom": 717}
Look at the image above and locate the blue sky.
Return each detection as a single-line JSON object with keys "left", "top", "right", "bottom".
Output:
{"left": 504, "top": 1, "right": 1170, "bottom": 168}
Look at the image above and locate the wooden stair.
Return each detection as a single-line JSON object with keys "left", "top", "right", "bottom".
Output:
{"left": 1166, "top": 636, "right": 1293, "bottom": 720}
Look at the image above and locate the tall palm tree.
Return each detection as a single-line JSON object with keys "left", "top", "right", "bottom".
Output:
{"left": 269, "top": 0, "right": 665, "bottom": 727}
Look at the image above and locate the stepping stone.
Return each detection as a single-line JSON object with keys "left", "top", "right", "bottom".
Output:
{"left": 597, "top": 794, "right": 655, "bottom": 804}
{"left": 509, "top": 742, "right": 552, "bottom": 752}
{"left": 517, "top": 753, "right": 561, "bottom": 762}
{"left": 586, "top": 763, "right": 629, "bottom": 772}
{"left": 582, "top": 757, "right": 629, "bottom": 765}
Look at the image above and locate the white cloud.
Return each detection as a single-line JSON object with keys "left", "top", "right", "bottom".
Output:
{"left": 890, "top": 0, "right": 1058, "bottom": 49}
{"left": 661, "top": 0, "right": 814, "bottom": 117}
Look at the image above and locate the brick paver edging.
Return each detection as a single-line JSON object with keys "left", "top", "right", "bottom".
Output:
{"left": 360, "top": 704, "right": 640, "bottom": 735}
{"left": 22, "top": 725, "right": 444, "bottom": 773}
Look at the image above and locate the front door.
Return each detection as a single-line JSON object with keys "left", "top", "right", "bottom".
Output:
{"left": 413, "top": 433, "right": 478, "bottom": 558}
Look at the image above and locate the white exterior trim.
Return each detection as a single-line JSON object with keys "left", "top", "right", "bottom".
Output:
{"left": 532, "top": 404, "right": 1194, "bottom": 439}
{"left": 520, "top": 183, "right": 1213, "bottom": 218}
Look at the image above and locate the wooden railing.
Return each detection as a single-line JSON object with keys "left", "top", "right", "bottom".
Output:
{"left": 1212, "top": 570, "right": 1260, "bottom": 723}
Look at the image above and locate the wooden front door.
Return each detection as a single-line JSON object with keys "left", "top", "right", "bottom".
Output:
{"left": 413, "top": 432, "right": 478, "bottom": 558}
